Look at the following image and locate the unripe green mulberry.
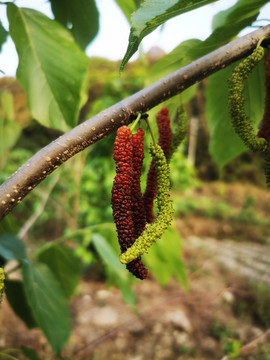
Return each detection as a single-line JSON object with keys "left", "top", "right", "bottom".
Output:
{"left": 167, "top": 104, "right": 188, "bottom": 161}
{"left": 0, "top": 268, "right": 5, "bottom": 302}
{"left": 143, "top": 108, "right": 172, "bottom": 223}
{"left": 120, "top": 143, "right": 173, "bottom": 264}
{"left": 228, "top": 45, "right": 267, "bottom": 152}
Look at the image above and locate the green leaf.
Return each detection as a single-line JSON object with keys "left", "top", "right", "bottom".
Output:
{"left": 206, "top": 59, "right": 266, "bottom": 168}
{"left": 147, "top": 39, "right": 202, "bottom": 84}
{"left": 91, "top": 233, "right": 124, "bottom": 274}
{"left": 0, "top": 20, "right": 8, "bottom": 52}
{"left": 22, "top": 261, "right": 71, "bottom": 354}
{"left": 108, "top": 269, "right": 136, "bottom": 309}
{"left": 7, "top": 3, "right": 89, "bottom": 132}
{"left": 21, "top": 346, "right": 41, "bottom": 360}
{"left": 0, "top": 116, "right": 21, "bottom": 169}
{"left": 0, "top": 215, "right": 20, "bottom": 235}
{"left": 50, "top": 0, "right": 99, "bottom": 49}
{"left": 113, "top": 0, "right": 136, "bottom": 23}
{"left": 145, "top": 0, "right": 268, "bottom": 78}
{"left": 212, "top": 0, "right": 268, "bottom": 31}
{"left": 5, "top": 280, "right": 37, "bottom": 329}
{"left": 144, "top": 226, "right": 187, "bottom": 289}
{"left": 92, "top": 222, "right": 120, "bottom": 254}
{"left": 189, "top": 0, "right": 269, "bottom": 59}
{"left": 1, "top": 90, "right": 14, "bottom": 122}
{"left": 120, "top": 0, "right": 218, "bottom": 71}
{"left": 91, "top": 233, "right": 136, "bottom": 308}
{"left": 0, "top": 91, "right": 21, "bottom": 169}
{"left": 0, "top": 233, "right": 26, "bottom": 261}
{"left": 37, "top": 243, "right": 82, "bottom": 299}
{"left": 146, "top": 39, "right": 200, "bottom": 106}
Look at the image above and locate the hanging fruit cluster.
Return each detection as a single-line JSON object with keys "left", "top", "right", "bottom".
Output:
{"left": 111, "top": 107, "right": 187, "bottom": 279}
{"left": 228, "top": 40, "right": 270, "bottom": 185}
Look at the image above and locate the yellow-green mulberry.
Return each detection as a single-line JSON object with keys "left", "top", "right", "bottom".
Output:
{"left": 0, "top": 268, "right": 5, "bottom": 302}
{"left": 228, "top": 45, "right": 267, "bottom": 152}
{"left": 120, "top": 143, "right": 173, "bottom": 264}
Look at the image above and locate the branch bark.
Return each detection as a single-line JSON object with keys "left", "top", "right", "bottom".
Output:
{"left": 1, "top": 25, "right": 270, "bottom": 221}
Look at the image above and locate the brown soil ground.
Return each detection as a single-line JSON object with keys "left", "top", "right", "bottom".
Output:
{"left": 1, "top": 182, "right": 270, "bottom": 360}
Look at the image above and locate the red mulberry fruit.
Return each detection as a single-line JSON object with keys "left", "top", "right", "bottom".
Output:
{"left": 111, "top": 126, "right": 134, "bottom": 252}
{"left": 111, "top": 126, "right": 148, "bottom": 279}
{"left": 126, "top": 128, "right": 148, "bottom": 279}
{"left": 258, "top": 50, "right": 270, "bottom": 142}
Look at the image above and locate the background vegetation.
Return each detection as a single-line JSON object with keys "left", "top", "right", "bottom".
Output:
{"left": 0, "top": 0, "right": 270, "bottom": 359}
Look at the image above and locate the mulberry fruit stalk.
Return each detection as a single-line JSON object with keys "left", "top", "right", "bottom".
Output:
{"left": 258, "top": 49, "right": 270, "bottom": 141}
{"left": 111, "top": 126, "right": 147, "bottom": 279}
{"left": 120, "top": 143, "right": 173, "bottom": 264}
{"left": 143, "top": 108, "right": 172, "bottom": 223}
{"left": 228, "top": 44, "right": 267, "bottom": 152}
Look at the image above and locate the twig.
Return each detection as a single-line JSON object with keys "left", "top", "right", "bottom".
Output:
{"left": 0, "top": 25, "right": 270, "bottom": 221}
{"left": 18, "top": 173, "right": 60, "bottom": 239}
{"left": 220, "top": 328, "right": 270, "bottom": 360}
{"left": 71, "top": 293, "right": 185, "bottom": 358}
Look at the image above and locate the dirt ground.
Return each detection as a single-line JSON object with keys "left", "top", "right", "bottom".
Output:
{"left": 1, "top": 182, "right": 270, "bottom": 360}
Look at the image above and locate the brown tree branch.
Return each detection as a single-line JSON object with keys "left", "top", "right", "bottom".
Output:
{"left": 1, "top": 25, "right": 270, "bottom": 221}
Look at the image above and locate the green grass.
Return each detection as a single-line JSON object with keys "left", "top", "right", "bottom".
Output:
{"left": 173, "top": 194, "right": 268, "bottom": 227}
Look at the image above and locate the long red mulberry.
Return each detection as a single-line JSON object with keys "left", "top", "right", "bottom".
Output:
{"left": 111, "top": 126, "right": 134, "bottom": 253}
{"left": 142, "top": 108, "right": 172, "bottom": 223}
{"left": 111, "top": 126, "right": 148, "bottom": 279}
{"left": 258, "top": 50, "right": 270, "bottom": 141}
{"left": 126, "top": 128, "right": 148, "bottom": 279}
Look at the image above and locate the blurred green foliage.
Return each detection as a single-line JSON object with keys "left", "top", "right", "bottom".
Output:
{"left": 233, "top": 281, "right": 270, "bottom": 329}
{"left": 174, "top": 193, "right": 264, "bottom": 226}
{"left": 170, "top": 145, "right": 199, "bottom": 191}
{"left": 211, "top": 317, "right": 237, "bottom": 341}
